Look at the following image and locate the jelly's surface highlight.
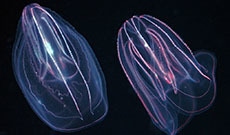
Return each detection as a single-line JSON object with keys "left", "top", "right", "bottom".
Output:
{"left": 12, "top": 3, "right": 108, "bottom": 132}
{"left": 117, "top": 15, "right": 216, "bottom": 135}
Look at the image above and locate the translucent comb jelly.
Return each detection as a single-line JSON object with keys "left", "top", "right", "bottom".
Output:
{"left": 12, "top": 3, "right": 108, "bottom": 132}
{"left": 117, "top": 15, "right": 216, "bottom": 135}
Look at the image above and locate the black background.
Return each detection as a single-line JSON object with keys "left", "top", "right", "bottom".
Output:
{"left": 0, "top": 0, "right": 229, "bottom": 135}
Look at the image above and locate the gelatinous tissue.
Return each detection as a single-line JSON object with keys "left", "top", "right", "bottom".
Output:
{"left": 12, "top": 3, "right": 108, "bottom": 132}
{"left": 117, "top": 15, "right": 216, "bottom": 135}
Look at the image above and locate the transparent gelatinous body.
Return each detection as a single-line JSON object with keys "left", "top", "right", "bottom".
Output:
{"left": 117, "top": 15, "right": 216, "bottom": 135}
{"left": 12, "top": 3, "right": 108, "bottom": 132}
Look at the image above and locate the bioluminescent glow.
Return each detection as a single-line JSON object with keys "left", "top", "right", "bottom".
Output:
{"left": 12, "top": 3, "right": 108, "bottom": 132}
{"left": 117, "top": 15, "right": 216, "bottom": 135}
